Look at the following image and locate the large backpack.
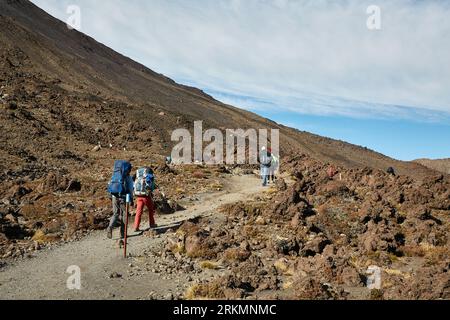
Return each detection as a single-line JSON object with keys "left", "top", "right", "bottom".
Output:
{"left": 134, "top": 167, "right": 154, "bottom": 197}
{"left": 271, "top": 155, "right": 279, "bottom": 167}
{"left": 260, "top": 152, "right": 272, "bottom": 167}
{"left": 107, "top": 160, "right": 132, "bottom": 196}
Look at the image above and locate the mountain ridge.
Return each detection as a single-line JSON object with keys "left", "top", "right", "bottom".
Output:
{"left": 0, "top": 0, "right": 443, "bottom": 179}
{"left": 414, "top": 158, "right": 450, "bottom": 175}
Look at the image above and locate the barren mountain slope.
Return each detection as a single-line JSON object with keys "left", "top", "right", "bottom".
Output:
{"left": 0, "top": 0, "right": 439, "bottom": 178}
{"left": 414, "top": 159, "right": 450, "bottom": 175}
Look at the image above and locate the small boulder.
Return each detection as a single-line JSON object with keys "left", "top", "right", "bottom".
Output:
{"left": 11, "top": 185, "right": 32, "bottom": 199}
{"left": 275, "top": 178, "right": 287, "bottom": 191}
{"left": 301, "top": 235, "right": 331, "bottom": 257}
{"left": 109, "top": 272, "right": 122, "bottom": 279}
{"left": 8, "top": 101, "right": 18, "bottom": 110}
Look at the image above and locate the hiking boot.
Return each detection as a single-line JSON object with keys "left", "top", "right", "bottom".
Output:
{"left": 118, "top": 239, "right": 124, "bottom": 248}
{"left": 134, "top": 228, "right": 141, "bottom": 233}
{"left": 106, "top": 227, "right": 112, "bottom": 239}
{"left": 150, "top": 224, "right": 158, "bottom": 229}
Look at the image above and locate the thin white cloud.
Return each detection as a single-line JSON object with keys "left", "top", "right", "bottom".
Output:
{"left": 31, "top": 0, "right": 450, "bottom": 120}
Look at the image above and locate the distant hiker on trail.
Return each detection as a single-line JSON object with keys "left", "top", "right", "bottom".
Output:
{"left": 106, "top": 160, "right": 134, "bottom": 243}
{"left": 133, "top": 167, "right": 159, "bottom": 232}
{"left": 268, "top": 148, "right": 279, "bottom": 183}
{"left": 259, "top": 146, "right": 272, "bottom": 187}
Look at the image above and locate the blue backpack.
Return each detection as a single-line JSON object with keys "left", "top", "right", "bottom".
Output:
{"left": 108, "top": 160, "right": 132, "bottom": 196}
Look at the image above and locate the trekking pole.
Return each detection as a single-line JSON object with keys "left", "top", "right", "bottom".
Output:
{"left": 124, "top": 194, "right": 131, "bottom": 258}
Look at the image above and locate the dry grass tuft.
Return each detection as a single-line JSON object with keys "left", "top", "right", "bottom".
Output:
{"left": 31, "top": 229, "right": 58, "bottom": 244}
{"left": 210, "top": 183, "right": 223, "bottom": 191}
{"left": 199, "top": 261, "right": 220, "bottom": 270}
{"left": 403, "top": 243, "right": 449, "bottom": 265}
{"left": 185, "top": 283, "right": 223, "bottom": 300}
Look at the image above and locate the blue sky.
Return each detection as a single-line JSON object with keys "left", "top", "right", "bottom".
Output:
{"left": 251, "top": 109, "right": 450, "bottom": 161}
{"left": 31, "top": 0, "right": 450, "bottom": 160}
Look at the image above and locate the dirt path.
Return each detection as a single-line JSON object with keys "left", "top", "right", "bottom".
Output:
{"left": 0, "top": 174, "right": 265, "bottom": 300}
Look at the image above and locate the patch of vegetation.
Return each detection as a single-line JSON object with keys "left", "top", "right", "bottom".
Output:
{"left": 199, "top": 261, "right": 220, "bottom": 270}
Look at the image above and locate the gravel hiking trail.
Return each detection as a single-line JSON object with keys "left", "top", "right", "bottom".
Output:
{"left": 0, "top": 175, "right": 266, "bottom": 300}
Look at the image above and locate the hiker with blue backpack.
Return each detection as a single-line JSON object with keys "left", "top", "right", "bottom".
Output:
{"left": 106, "top": 160, "right": 134, "bottom": 242}
{"left": 259, "top": 146, "right": 272, "bottom": 187}
{"left": 133, "top": 167, "right": 159, "bottom": 232}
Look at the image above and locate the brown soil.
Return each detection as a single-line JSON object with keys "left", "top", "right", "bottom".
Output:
{"left": 414, "top": 159, "right": 450, "bottom": 175}
{"left": 160, "top": 155, "right": 449, "bottom": 300}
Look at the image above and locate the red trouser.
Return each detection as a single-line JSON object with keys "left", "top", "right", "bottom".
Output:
{"left": 134, "top": 196, "right": 155, "bottom": 230}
